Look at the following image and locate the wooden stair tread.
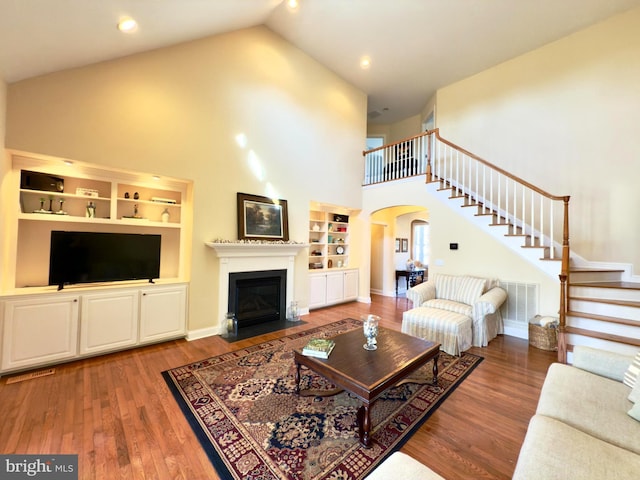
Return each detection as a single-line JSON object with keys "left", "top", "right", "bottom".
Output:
{"left": 570, "top": 267, "right": 625, "bottom": 273}
{"left": 565, "top": 326, "right": 640, "bottom": 347}
{"left": 566, "top": 310, "right": 640, "bottom": 327}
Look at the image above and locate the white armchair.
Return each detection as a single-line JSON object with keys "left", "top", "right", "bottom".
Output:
{"left": 404, "top": 274, "right": 507, "bottom": 352}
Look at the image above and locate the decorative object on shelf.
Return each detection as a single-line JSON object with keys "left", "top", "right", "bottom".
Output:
{"left": 312, "top": 223, "right": 320, "bottom": 232}
{"left": 311, "top": 250, "right": 322, "bottom": 256}
{"left": 301, "top": 338, "right": 335, "bottom": 359}
{"left": 333, "top": 214, "right": 349, "bottom": 223}
{"left": 86, "top": 201, "right": 96, "bottom": 218}
{"left": 362, "top": 314, "right": 380, "bottom": 351}
{"left": 124, "top": 192, "right": 130, "bottom": 199}
{"left": 76, "top": 187, "right": 99, "bottom": 197}
{"left": 237, "top": 192, "right": 289, "bottom": 241}
{"left": 287, "top": 301, "right": 301, "bottom": 323}
{"left": 337, "top": 260, "right": 343, "bottom": 268}
{"left": 222, "top": 312, "right": 238, "bottom": 338}
{"left": 134, "top": 192, "right": 140, "bottom": 200}
{"left": 401, "top": 238, "right": 409, "bottom": 252}
{"left": 151, "top": 196, "right": 177, "bottom": 204}
{"left": 55, "top": 198, "right": 67, "bottom": 215}
{"left": 328, "top": 223, "right": 333, "bottom": 232}
{"left": 406, "top": 259, "right": 415, "bottom": 271}
{"left": 161, "top": 208, "right": 170, "bottom": 223}
{"left": 48, "top": 195, "right": 54, "bottom": 212}
{"left": 327, "top": 259, "right": 333, "bottom": 268}
{"left": 336, "top": 245, "right": 345, "bottom": 255}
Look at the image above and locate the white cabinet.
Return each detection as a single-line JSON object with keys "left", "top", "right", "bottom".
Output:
{"left": 80, "top": 290, "right": 139, "bottom": 355}
{"left": 139, "top": 285, "right": 187, "bottom": 343}
{"left": 1, "top": 295, "right": 79, "bottom": 371}
{"left": 309, "top": 269, "right": 358, "bottom": 309}
{"left": 0, "top": 282, "right": 188, "bottom": 374}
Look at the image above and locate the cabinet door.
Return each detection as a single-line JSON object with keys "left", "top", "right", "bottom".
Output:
{"left": 309, "top": 274, "right": 327, "bottom": 309}
{"left": 139, "top": 285, "right": 187, "bottom": 343}
{"left": 343, "top": 269, "right": 359, "bottom": 301}
{"left": 326, "top": 273, "right": 345, "bottom": 305}
{"left": 80, "top": 291, "right": 138, "bottom": 355}
{"left": 2, "top": 295, "right": 79, "bottom": 371}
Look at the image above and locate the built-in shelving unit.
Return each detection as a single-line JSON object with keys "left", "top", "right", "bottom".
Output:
{"left": 0, "top": 150, "right": 193, "bottom": 375}
{"left": 308, "top": 209, "right": 350, "bottom": 270}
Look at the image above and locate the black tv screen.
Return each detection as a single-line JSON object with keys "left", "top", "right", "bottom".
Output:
{"left": 49, "top": 231, "right": 161, "bottom": 289}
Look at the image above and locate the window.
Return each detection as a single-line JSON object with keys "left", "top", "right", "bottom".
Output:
{"left": 412, "top": 220, "right": 430, "bottom": 266}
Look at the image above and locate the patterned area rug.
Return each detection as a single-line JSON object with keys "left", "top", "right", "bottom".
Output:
{"left": 163, "top": 318, "right": 482, "bottom": 480}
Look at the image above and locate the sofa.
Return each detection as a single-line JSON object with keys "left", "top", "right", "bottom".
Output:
{"left": 513, "top": 346, "right": 640, "bottom": 479}
{"left": 403, "top": 274, "right": 507, "bottom": 355}
{"left": 366, "top": 451, "right": 444, "bottom": 480}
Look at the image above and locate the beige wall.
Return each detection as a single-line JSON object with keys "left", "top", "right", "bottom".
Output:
{"left": 367, "top": 114, "right": 422, "bottom": 144}
{"left": 435, "top": 7, "right": 640, "bottom": 272}
{"left": 3, "top": 26, "right": 367, "bottom": 331}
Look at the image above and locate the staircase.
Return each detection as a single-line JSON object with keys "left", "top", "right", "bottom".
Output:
{"left": 363, "top": 129, "right": 640, "bottom": 361}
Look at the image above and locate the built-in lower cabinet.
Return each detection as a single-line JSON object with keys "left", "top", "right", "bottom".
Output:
{"left": 0, "top": 282, "right": 187, "bottom": 374}
{"left": 309, "top": 269, "right": 358, "bottom": 309}
{"left": 1, "top": 295, "right": 79, "bottom": 371}
{"left": 139, "top": 285, "right": 187, "bottom": 343}
{"left": 80, "top": 290, "right": 139, "bottom": 355}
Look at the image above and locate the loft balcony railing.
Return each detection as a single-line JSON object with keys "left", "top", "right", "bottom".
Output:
{"left": 363, "top": 128, "right": 571, "bottom": 362}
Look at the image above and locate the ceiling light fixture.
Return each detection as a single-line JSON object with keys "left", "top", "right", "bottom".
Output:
{"left": 360, "top": 56, "right": 371, "bottom": 69}
{"left": 117, "top": 17, "right": 138, "bottom": 33}
{"left": 286, "top": 0, "right": 299, "bottom": 10}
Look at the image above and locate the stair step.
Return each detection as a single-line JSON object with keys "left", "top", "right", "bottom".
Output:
{"left": 569, "top": 268, "right": 625, "bottom": 283}
{"left": 572, "top": 281, "right": 640, "bottom": 290}
{"left": 570, "top": 296, "right": 640, "bottom": 309}
{"left": 567, "top": 310, "right": 640, "bottom": 327}
{"left": 565, "top": 326, "right": 640, "bottom": 347}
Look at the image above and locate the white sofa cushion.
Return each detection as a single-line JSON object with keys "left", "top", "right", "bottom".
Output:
{"left": 434, "top": 274, "right": 460, "bottom": 301}
{"left": 513, "top": 414, "right": 640, "bottom": 480}
{"left": 365, "top": 451, "right": 445, "bottom": 480}
{"left": 423, "top": 298, "right": 473, "bottom": 317}
{"left": 535, "top": 363, "right": 638, "bottom": 455}
{"left": 453, "top": 275, "right": 486, "bottom": 305}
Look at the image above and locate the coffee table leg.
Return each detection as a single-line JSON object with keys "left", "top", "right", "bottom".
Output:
{"left": 357, "top": 403, "right": 373, "bottom": 448}
{"left": 295, "top": 361, "right": 301, "bottom": 394}
{"left": 432, "top": 352, "right": 439, "bottom": 385}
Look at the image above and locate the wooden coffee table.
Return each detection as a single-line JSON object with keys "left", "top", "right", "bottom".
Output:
{"left": 294, "top": 326, "right": 440, "bottom": 448}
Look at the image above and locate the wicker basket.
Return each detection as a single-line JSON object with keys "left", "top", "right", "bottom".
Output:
{"left": 528, "top": 323, "right": 558, "bottom": 351}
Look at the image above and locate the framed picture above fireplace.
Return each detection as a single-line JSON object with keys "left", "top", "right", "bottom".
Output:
{"left": 237, "top": 192, "right": 289, "bottom": 241}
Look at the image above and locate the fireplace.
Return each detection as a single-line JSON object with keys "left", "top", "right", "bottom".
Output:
{"left": 228, "top": 269, "right": 287, "bottom": 327}
{"left": 206, "top": 242, "right": 308, "bottom": 336}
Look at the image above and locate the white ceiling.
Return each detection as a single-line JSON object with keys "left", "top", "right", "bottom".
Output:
{"left": 1, "top": 0, "right": 640, "bottom": 124}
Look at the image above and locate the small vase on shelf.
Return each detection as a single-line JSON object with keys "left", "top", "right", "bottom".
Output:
{"left": 161, "top": 208, "right": 170, "bottom": 223}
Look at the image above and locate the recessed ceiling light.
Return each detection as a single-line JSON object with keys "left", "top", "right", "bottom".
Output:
{"left": 118, "top": 17, "right": 138, "bottom": 33}
{"left": 360, "top": 56, "right": 371, "bottom": 69}
{"left": 63, "top": 160, "right": 73, "bottom": 166}
{"left": 152, "top": 175, "right": 160, "bottom": 181}
{"left": 286, "top": 0, "right": 299, "bottom": 10}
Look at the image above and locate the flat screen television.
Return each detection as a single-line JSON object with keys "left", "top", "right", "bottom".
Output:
{"left": 49, "top": 231, "right": 161, "bottom": 290}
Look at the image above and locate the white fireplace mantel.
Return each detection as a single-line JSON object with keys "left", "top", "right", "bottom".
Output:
{"left": 205, "top": 242, "right": 309, "bottom": 333}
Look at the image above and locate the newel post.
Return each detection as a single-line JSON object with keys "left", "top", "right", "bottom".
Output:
{"left": 557, "top": 196, "right": 571, "bottom": 363}
{"left": 425, "top": 130, "right": 433, "bottom": 183}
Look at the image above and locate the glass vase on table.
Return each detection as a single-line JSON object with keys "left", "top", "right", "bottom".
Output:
{"left": 362, "top": 314, "right": 380, "bottom": 351}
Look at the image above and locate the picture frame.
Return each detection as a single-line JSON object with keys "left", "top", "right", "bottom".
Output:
{"left": 401, "top": 238, "right": 408, "bottom": 253}
{"left": 395, "top": 238, "right": 401, "bottom": 253}
{"left": 237, "top": 193, "right": 289, "bottom": 241}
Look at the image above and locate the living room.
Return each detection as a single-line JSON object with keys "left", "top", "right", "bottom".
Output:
{"left": 1, "top": 2, "right": 640, "bottom": 479}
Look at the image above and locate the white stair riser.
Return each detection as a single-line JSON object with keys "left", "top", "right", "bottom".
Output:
{"left": 566, "top": 316, "right": 640, "bottom": 338}
{"left": 569, "top": 300, "right": 640, "bottom": 321}
{"left": 570, "top": 286, "right": 640, "bottom": 302}
{"left": 566, "top": 335, "right": 640, "bottom": 357}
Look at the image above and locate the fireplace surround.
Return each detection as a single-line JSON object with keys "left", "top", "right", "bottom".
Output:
{"left": 206, "top": 242, "right": 308, "bottom": 334}
{"left": 228, "top": 269, "right": 286, "bottom": 327}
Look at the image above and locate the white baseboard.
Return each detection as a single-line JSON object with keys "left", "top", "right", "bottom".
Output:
{"left": 186, "top": 326, "right": 219, "bottom": 341}
{"left": 504, "top": 321, "right": 528, "bottom": 340}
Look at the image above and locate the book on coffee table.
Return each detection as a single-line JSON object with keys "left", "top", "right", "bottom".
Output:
{"left": 302, "top": 338, "right": 335, "bottom": 359}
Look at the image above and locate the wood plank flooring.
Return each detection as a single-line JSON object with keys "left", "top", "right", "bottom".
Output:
{"left": 0, "top": 295, "right": 556, "bottom": 479}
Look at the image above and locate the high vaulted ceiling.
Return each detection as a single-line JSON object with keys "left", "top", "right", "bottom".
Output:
{"left": 2, "top": 0, "right": 640, "bottom": 124}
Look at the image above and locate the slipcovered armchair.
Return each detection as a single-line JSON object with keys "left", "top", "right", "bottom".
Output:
{"left": 403, "top": 274, "right": 507, "bottom": 354}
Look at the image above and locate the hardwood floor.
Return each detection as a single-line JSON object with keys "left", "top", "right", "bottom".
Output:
{"left": 0, "top": 295, "right": 556, "bottom": 479}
